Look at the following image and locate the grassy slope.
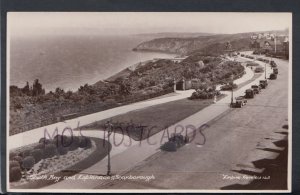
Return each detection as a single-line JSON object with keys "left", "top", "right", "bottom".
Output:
{"left": 80, "top": 97, "right": 224, "bottom": 141}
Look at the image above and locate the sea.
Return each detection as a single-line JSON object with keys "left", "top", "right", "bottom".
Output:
{"left": 9, "top": 34, "right": 176, "bottom": 92}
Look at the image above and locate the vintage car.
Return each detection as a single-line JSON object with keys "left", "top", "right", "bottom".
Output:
{"left": 251, "top": 85, "right": 261, "bottom": 94}
{"left": 270, "top": 60, "right": 277, "bottom": 67}
{"left": 235, "top": 96, "right": 248, "bottom": 108}
{"left": 160, "top": 133, "right": 189, "bottom": 152}
{"left": 270, "top": 73, "right": 277, "bottom": 80}
{"left": 245, "top": 89, "right": 255, "bottom": 98}
{"left": 259, "top": 79, "right": 268, "bottom": 89}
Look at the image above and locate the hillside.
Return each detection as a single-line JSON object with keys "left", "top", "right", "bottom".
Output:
{"left": 133, "top": 30, "right": 288, "bottom": 55}
{"left": 134, "top": 32, "right": 215, "bottom": 39}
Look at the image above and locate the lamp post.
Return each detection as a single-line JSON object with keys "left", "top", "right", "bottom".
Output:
{"left": 173, "top": 78, "right": 176, "bottom": 92}
{"left": 230, "top": 75, "right": 234, "bottom": 107}
{"left": 105, "top": 121, "right": 113, "bottom": 176}
{"left": 265, "top": 62, "right": 267, "bottom": 79}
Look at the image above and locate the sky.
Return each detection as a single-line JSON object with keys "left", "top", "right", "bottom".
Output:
{"left": 8, "top": 12, "right": 292, "bottom": 36}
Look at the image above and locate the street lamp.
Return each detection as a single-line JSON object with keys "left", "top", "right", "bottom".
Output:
{"left": 105, "top": 121, "right": 113, "bottom": 176}
{"left": 230, "top": 75, "right": 234, "bottom": 107}
{"left": 265, "top": 62, "right": 267, "bottom": 79}
{"left": 173, "top": 78, "right": 176, "bottom": 92}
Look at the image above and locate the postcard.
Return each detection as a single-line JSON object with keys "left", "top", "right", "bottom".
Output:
{"left": 6, "top": 12, "right": 292, "bottom": 193}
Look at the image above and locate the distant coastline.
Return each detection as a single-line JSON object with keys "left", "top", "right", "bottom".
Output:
{"left": 9, "top": 34, "right": 176, "bottom": 92}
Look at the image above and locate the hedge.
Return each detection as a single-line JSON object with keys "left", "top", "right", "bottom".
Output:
{"left": 30, "top": 149, "right": 43, "bottom": 163}
{"left": 78, "top": 137, "right": 92, "bottom": 149}
{"left": 12, "top": 155, "right": 23, "bottom": 164}
{"left": 57, "top": 146, "right": 68, "bottom": 155}
{"left": 44, "top": 144, "right": 57, "bottom": 158}
{"left": 10, "top": 167, "right": 22, "bottom": 182}
{"left": 10, "top": 160, "right": 21, "bottom": 170}
{"left": 69, "top": 136, "right": 80, "bottom": 151}
{"left": 22, "top": 156, "right": 35, "bottom": 170}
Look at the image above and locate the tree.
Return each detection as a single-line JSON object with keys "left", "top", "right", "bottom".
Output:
{"left": 22, "top": 81, "right": 30, "bottom": 95}
{"left": 55, "top": 87, "right": 65, "bottom": 96}
{"left": 32, "top": 79, "right": 44, "bottom": 96}
{"left": 119, "top": 81, "right": 131, "bottom": 95}
{"left": 78, "top": 84, "right": 95, "bottom": 95}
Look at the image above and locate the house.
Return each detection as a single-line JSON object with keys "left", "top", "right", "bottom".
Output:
{"left": 252, "top": 34, "right": 289, "bottom": 54}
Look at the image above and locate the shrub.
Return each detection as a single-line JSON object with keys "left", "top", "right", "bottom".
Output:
{"left": 60, "top": 135, "right": 73, "bottom": 148}
{"left": 220, "top": 83, "right": 238, "bottom": 91}
{"left": 10, "top": 167, "right": 22, "bottom": 182}
{"left": 13, "top": 156, "right": 23, "bottom": 164}
{"left": 9, "top": 152, "right": 18, "bottom": 160}
{"left": 44, "top": 144, "right": 57, "bottom": 158}
{"left": 190, "top": 89, "right": 219, "bottom": 99}
{"left": 246, "top": 61, "right": 259, "bottom": 67}
{"left": 22, "top": 156, "right": 35, "bottom": 170}
{"left": 34, "top": 143, "right": 46, "bottom": 150}
{"left": 30, "top": 149, "right": 43, "bottom": 163}
{"left": 39, "top": 137, "right": 51, "bottom": 145}
{"left": 160, "top": 142, "right": 177, "bottom": 152}
{"left": 10, "top": 160, "right": 20, "bottom": 170}
{"left": 52, "top": 135, "right": 63, "bottom": 148}
{"left": 69, "top": 136, "right": 80, "bottom": 151}
{"left": 57, "top": 146, "right": 68, "bottom": 155}
{"left": 78, "top": 136, "right": 92, "bottom": 149}
{"left": 21, "top": 150, "right": 31, "bottom": 158}
{"left": 85, "top": 139, "right": 92, "bottom": 149}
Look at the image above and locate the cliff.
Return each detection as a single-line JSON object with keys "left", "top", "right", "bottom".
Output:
{"left": 133, "top": 30, "right": 288, "bottom": 55}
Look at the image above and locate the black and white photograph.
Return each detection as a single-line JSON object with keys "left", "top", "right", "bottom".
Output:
{"left": 6, "top": 12, "right": 291, "bottom": 192}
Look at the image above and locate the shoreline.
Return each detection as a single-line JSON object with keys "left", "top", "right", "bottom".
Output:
{"left": 10, "top": 50, "right": 178, "bottom": 93}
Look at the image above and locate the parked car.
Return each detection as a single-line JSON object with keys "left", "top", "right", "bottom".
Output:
{"left": 160, "top": 133, "right": 189, "bottom": 152}
{"left": 251, "top": 85, "right": 261, "bottom": 94}
{"left": 259, "top": 79, "right": 268, "bottom": 89}
{"left": 273, "top": 68, "right": 278, "bottom": 74}
{"left": 245, "top": 89, "right": 255, "bottom": 98}
{"left": 270, "top": 60, "right": 277, "bottom": 67}
{"left": 235, "top": 96, "right": 248, "bottom": 108}
{"left": 270, "top": 73, "right": 277, "bottom": 80}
